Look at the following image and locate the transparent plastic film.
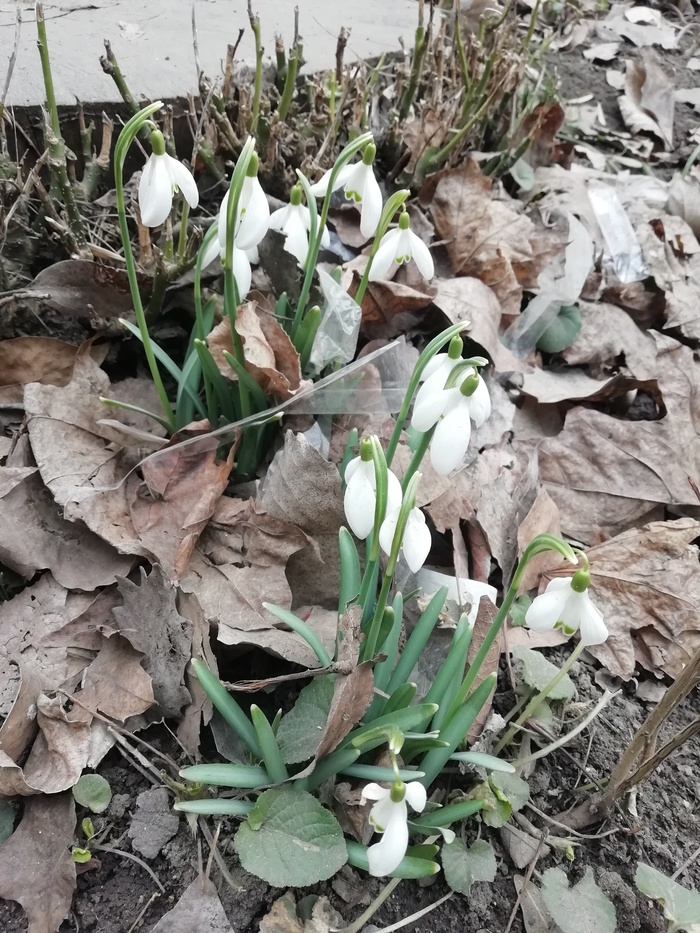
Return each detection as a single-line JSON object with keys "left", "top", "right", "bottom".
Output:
{"left": 588, "top": 185, "right": 647, "bottom": 285}
{"left": 307, "top": 269, "right": 362, "bottom": 374}
{"left": 83, "top": 338, "right": 416, "bottom": 496}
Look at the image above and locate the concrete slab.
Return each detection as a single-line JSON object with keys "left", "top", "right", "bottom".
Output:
{"left": 1, "top": 0, "right": 418, "bottom": 108}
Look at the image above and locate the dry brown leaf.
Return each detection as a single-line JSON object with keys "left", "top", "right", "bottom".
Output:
{"left": 13, "top": 259, "right": 135, "bottom": 320}
{"left": 619, "top": 56, "right": 674, "bottom": 150}
{"left": 667, "top": 170, "right": 700, "bottom": 239}
{"left": 180, "top": 496, "right": 334, "bottom": 666}
{"left": 581, "top": 518, "right": 700, "bottom": 680}
{"left": 129, "top": 433, "right": 236, "bottom": 582}
{"left": 466, "top": 598, "right": 500, "bottom": 742}
{"left": 0, "top": 466, "right": 134, "bottom": 588}
{"left": 517, "top": 368, "right": 643, "bottom": 404}
{"left": 259, "top": 430, "right": 345, "bottom": 608}
{"left": 20, "top": 694, "right": 92, "bottom": 793}
{"left": 23, "top": 345, "right": 148, "bottom": 557}
{"left": 562, "top": 299, "right": 657, "bottom": 375}
{"left": 208, "top": 303, "right": 303, "bottom": 400}
{"left": 0, "top": 793, "right": 76, "bottom": 933}
{"left": 429, "top": 161, "right": 538, "bottom": 318}
{"left": 0, "top": 337, "right": 107, "bottom": 390}
{"left": 357, "top": 279, "right": 435, "bottom": 341}
{"left": 149, "top": 877, "right": 233, "bottom": 933}
{"left": 112, "top": 565, "right": 192, "bottom": 717}
{"left": 75, "top": 633, "right": 155, "bottom": 722}
{"left": 517, "top": 487, "right": 563, "bottom": 593}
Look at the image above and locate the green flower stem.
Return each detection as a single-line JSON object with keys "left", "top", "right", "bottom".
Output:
{"left": 194, "top": 226, "right": 219, "bottom": 339}
{"left": 369, "top": 592, "right": 404, "bottom": 700}
{"left": 362, "top": 472, "right": 421, "bottom": 662}
{"left": 444, "top": 533, "right": 578, "bottom": 721}
{"left": 354, "top": 189, "right": 410, "bottom": 306}
{"left": 358, "top": 542, "right": 380, "bottom": 624}
{"left": 296, "top": 131, "right": 373, "bottom": 317}
{"left": 492, "top": 640, "right": 586, "bottom": 756}
{"left": 222, "top": 136, "right": 257, "bottom": 420}
{"left": 401, "top": 428, "right": 433, "bottom": 493}
{"left": 398, "top": 23, "right": 427, "bottom": 122}
{"left": 191, "top": 659, "right": 261, "bottom": 758}
{"left": 177, "top": 202, "right": 190, "bottom": 260}
{"left": 338, "top": 527, "right": 361, "bottom": 618}
{"left": 114, "top": 102, "right": 174, "bottom": 428}
{"left": 250, "top": 705, "right": 288, "bottom": 784}
{"left": 384, "top": 322, "right": 468, "bottom": 467}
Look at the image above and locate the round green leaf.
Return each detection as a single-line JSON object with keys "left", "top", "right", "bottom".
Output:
{"left": 512, "top": 646, "right": 575, "bottom": 701}
{"left": 276, "top": 676, "right": 334, "bottom": 764}
{"left": 541, "top": 867, "right": 616, "bottom": 933}
{"left": 536, "top": 304, "right": 581, "bottom": 354}
{"left": 72, "top": 774, "right": 112, "bottom": 813}
{"left": 234, "top": 788, "right": 347, "bottom": 887}
{"left": 443, "top": 838, "right": 497, "bottom": 895}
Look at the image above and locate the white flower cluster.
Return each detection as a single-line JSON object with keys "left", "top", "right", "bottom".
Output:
{"left": 137, "top": 135, "right": 434, "bottom": 298}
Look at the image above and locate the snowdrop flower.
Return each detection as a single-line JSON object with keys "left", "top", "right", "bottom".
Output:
{"left": 379, "top": 502, "right": 431, "bottom": 574}
{"left": 268, "top": 183, "right": 330, "bottom": 267}
{"left": 217, "top": 152, "right": 270, "bottom": 254}
{"left": 344, "top": 448, "right": 402, "bottom": 541}
{"left": 138, "top": 129, "right": 199, "bottom": 228}
{"left": 525, "top": 571, "right": 608, "bottom": 646}
{"left": 413, "top": 336, "right": 465, "bottom": 412}
{"left": 368, "top": 211, "right": 434, "bottom": 282}
{"left": 361, "top": 780, "right": 427, "bottom": 877}
{"left": 310, "top": 143, "right": 383, "bottom": 239}
{"left": 411, "top": 370, "right": 491, "bottom": 475}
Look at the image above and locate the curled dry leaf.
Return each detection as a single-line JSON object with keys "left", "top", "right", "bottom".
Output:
{"left": 0, "top": 337, "right": 108, "bottom": 410}
{"left": 619, "top": 55, "right": 674, "bottom": 150}
{"left": 0, "top": 793, "right": 76, "bottom": 933}
{"left": 583, "top": 517, "right": 700, "bottom": 680}
{"left": 10, "top": 259, "right": 136, "bottom": 321}
{"left": 180, "top": 495, "right": 334, "bottom": 666}
{"left": 208, "top": 302, "right": 303, "bottom": 400}
{"left": 129, "top": 430, "right": 236, "bottom": 582}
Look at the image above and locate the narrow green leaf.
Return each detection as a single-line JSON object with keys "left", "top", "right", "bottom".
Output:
{"left": 338, "top": 527, "right": 361, "bottom": 617}
{"left": 174, "top": 798, "right": 254, "bottom": 816}
{"left": 340, "top": 765, "right": 425, "bottom": 782}
{"left": 179, "top": 763, "right": 270, "bottom": 788}
{"left": 346, "top": 840, "right": 439, "bottom": 879}
{"left": 250, "top": 705, "right": 288, "bottom": 783}
{"left": 411, "top": 798, "right": 484, "bottom": 829}
{"left": 191, "top": 659, "right": 261, "bottom": 758}
{"left": 262, "top": 603, "right": 332, "bottom": 668}
{"left": 385, "top": 588, "right": 447, "bottom": 695}
{"left": 450, "top": 751, "right": 516, "bottom": 773}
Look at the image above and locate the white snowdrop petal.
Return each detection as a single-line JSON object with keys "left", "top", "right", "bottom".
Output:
{"left": 468, "top": 376, "right": 491, "bottom": 427}
{"left": 368, "top": 229, "right": 402, "bottom": 281}
{"left": 217, "top": 190, "right": 231, "bottom": 248}
{"left": 344, "top": 456, "right": 362, "bottom": 484}
{"left": 413, "top": 358, "right": 454, "bottom": 411}
{"left": 525, "top": 584, "right": 573, "bottom": 632}
{"left": 167, "top": 155, "right": 199, "bottom": 209}
{"left": 430, "top": 403, "right": 472, "bottom": 475}
{"left": 421, "top": 354, "right": 447, "bottom": 381}
{"left": 579, "top": 598, "right": 608, "bottom": 646}
{"left": 368, "top": 794, "right": 395, "bottom": 832}
{"left": 404, "top": 781, "right": 427, "bottom": 813}
{"left": 237, "top": 178, "right": 270, "bottom": 249}
{"left": 232, "top": 247, "right": 252, "bottom": 299}
{"left": 268, "top": 205, "right": 289, "bottom": 231}
{"left": 411, "top": 387, "right": 460, "bottom": 433}
{"left": 409, "top": 230, "right": 434, "bottom": 279}
{"left": 402, "top": 510, "right": 431, "bottom": 573}
{"left": 201, "top": 231, "right": 222, "bottom": 268}
{"left": 344, "top": 470, "right": 376, "bottom": 540}
{"left": 387, "top": 470, "right": 403, "bottom": 514}
{"left": 359, "top": 170, "right": 383, "bottom": 239}
{"left": 283, "top": 209, "right": 310, "bottom": 265}
{"left": 138, "top": 155, "right": 174, "bottom": 227}
{"left": 367, "top": 801, "right": 409, "bottom": 877}
{"left": 379, "top": 508, "right": 400, "bottom": 559}
{"left": 360, "top": 783, "right": 388, "bottom": 804}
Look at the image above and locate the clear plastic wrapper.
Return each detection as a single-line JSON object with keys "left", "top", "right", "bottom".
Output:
{"left": 307, "top": 269, "right": 362, "bottom": 374}
{"left": 588, "top": 184, "right": 647, "bottom": 284}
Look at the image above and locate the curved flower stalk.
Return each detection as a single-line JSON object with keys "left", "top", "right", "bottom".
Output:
{"left": 411, "top": 369, "right": 491, "bottom": 475}
{"left": 361, "top": 779, "right": 427, "bottom": 876}
{"left": 368, "top": 210, "right": 434, "bottom": 282}
{"left": 269, "top": 182, "right": 330, "bottom": 266}
{"left": 525, "top": 569, "right": 608, "bottom": 646}
{"left": 310, "top": 142, "right": 383, "bottom": 239}
{"left": 138, "top": 129, "right": 199, "bottom": 228}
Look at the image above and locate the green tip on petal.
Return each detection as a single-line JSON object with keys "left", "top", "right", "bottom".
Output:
{"left": 460, "top": 373, "right": 480, "bottom": 397}
{"left": 149, "top": 128, "right": 166, "bottom": 156}
{"left": 359, "top": 437, "right": 374, "bottom": 461}
{"left": 362, "top": 142, "right": 377, "bottom": 165}
{"left": 246, "top": 151, "right": 259, "bottom": 177}
{"left": 448, "top": 335, "right": 464, "bottom": 360}
{"left": 571, "top": 568, "right": 591, "bottom": 592}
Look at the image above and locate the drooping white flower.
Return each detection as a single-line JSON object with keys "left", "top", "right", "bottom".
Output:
{"left": 413, "top": 338, "right": 465, "bottom": 412}
{"left": 411, "top": 370, "right": 491, "bottom": 475}
{"left": 217, "top": 167, "right": 270, "bottom": 254}
{"left": 379, "top": 504, "right": 431, "bottom": 574}
{"left": 138, "top": 129, "right": 199, "bottom": 228}
{"left": 310, "top": 143, "right": 383, "bottom": 239}
{"left": 344, "top": 454, "right": 402, "bottom": 541}
{"left": 525, "top": 575, "right": 608, "bottom": 646}
{"left": 201, "top": 231, "right": 253, "bottom": 299}
{"left": 268, "top": 183, "right": 330, "bottom": 267}
{"left": 361, "top": 780, "right": 427, "bottom": 877}
{"left": 368, "top": 211, "right": 434, "bottom": 282}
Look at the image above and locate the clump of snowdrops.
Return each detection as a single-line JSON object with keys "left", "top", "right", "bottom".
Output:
{"left": 173, "top": 324, "right": 610, "bottom": 887}
{"left": 110, "top": 103, "right": 433, "bottom": 480}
